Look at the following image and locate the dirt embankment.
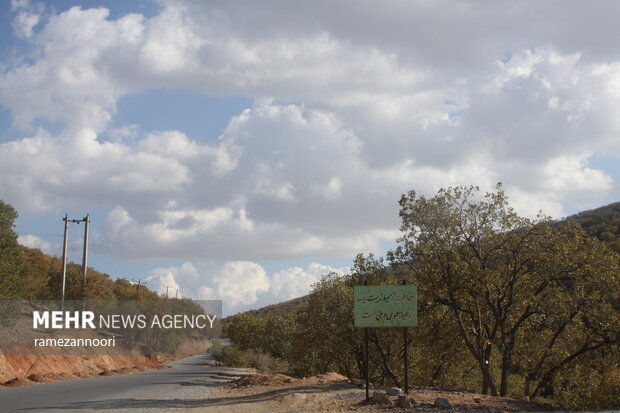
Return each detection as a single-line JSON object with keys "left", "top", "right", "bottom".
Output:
{"left": 0, "top": 354, "right": 171, "bottom": 387}
{"left": 195, "top": 372, "right": 557, "bottom": 413}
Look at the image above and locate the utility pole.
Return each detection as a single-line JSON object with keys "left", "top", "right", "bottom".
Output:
{"left": 81, "top": 215, "right": 89, "bottom": 301}
{"left": 60, "top": 215, "right": 69, "bottom": 311}
{"left": 59, "top": 214, "right": 90, "bottom": 310}
{"left": 132, "top": 279, "right": 147, "bottom": 300}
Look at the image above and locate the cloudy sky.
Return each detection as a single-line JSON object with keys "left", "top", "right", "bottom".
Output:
{"left": 2, "top": 0, "right": 619, "bottom": 314}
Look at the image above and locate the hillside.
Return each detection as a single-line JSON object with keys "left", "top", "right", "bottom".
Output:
{"left": 0, "top": 200, "right": 163, "bottom": 302}
{"left": 562, "top": 201, "right": 620, "bottom": 253}
{"left": 242, "top": 296, "right": 310, "bottom": 319}
{"left": 235, "top": 200, "right": 620, "bottom": 319}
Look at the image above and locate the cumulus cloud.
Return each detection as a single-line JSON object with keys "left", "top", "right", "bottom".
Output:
{"left": 1, "top": 0, "right": 619, "bottom": 268}
{"left": 148, "top": 260, "right": 347, "bottom": 314}
{"left": 145, "top": 262, "right": 198, "bottom": 297}
{"left": 269, "top": 262, "right": 348, "bottom": 301}
{"left": 17, "top": 234, "right": 59, "bottom": 255}
{"left": 12, "top": 9, "right": 40, "bottom": 38}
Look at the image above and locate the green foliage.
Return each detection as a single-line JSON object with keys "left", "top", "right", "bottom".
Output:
{"left": 0, "top": 200, "right": 26, "bottom": 299}
{"left": 388, "top": 183, "right": 620, "bottom": 401}
{"left": 229, "top": 185, "right": 620, "bottom": 411}
{"left": 593, "top": 361, "right": 620, "bottom": 409}
{"left": 226, "top": 312, "right": 298, "bottom": 369}
{"left": 226, "top": 254, "right": 479, "bottom": 388}
{"left": 244, "top": 296, "right": 309, "bottom": 318}
{"left": 215, "top": 344, "right": 248, "bottom": 367}
{"left": 0, "top": 200, "right": 164, "bottom": 301}
{"left": 214, "top": 344, "right": 287, "bottom": 372}
{"left": 563, "top": 201, "right": 620, "bottom": 253}
{"left": 112, "top": 278, "right": 159, "bottom": 300}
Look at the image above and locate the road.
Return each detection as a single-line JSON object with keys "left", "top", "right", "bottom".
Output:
{"left": 0, "top": 354, "right": 248, "bottom": 413}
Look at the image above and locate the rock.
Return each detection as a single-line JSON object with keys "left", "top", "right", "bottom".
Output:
{"left": 371, "top": 391, "right": 391, "bottom": 404}
{"left": 387, "top": 387, "right": 403, "bottom": 396}
{"left": 473, "top": 397, "right": 483, "bottom": 404}
{"left": 434, "top": 397, "right": 453, "bottom": 409}
{"left": 398, "top": 395, "right": 414, "bottom": 409}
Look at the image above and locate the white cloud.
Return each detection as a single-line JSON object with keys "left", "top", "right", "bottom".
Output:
{"left": 1, "top": 1, "right": 620, "bottom": 269}
{"left": 12, "top": 10, "right": 40, "bottom": 38}
{"left": 144, "top": 271, "right": 181, "bottom": 298}
{"left": 108, "top": 125, "right": 139, "bottom": 142}
{"left": 313, "top": 177, "right": 343, "bottom": 200}
{"left": 145, "top": 262, "right": 198, "bottom": 298}
{"left": 269, "top": 262, "right": 348, "bottom": 301}
{"left": 11, "top": 0, "right": 31, "bottom": 11}
{"left": 211, "top": 261, "right": 269, "bottom": 306}
{"left": 147, "top": 260, "right": 347, "bottom": 315}
{"left": 17, "top": 234, "right": 58, "bottom": 255}
{"left": 544, "top": 155, "right": 613, "bottom": 193}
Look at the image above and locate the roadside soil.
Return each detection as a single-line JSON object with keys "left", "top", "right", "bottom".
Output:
{"left": 0, "top": 354, "right": 180, "bottom": 388}
{"left": 191, "top": 372, "right": 556, "bottom": 413}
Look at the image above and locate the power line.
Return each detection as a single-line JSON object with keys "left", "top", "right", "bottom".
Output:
{"left": 16, "top": 232, "right": 64, "bottom": 237}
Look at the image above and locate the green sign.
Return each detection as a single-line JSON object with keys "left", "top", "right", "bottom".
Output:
{"left": 354, "top": 285, "right": 417, "bottom": 327}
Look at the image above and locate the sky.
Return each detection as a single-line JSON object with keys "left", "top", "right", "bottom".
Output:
{"left": 1, "top": 0, "right": 619, "bottom": 315}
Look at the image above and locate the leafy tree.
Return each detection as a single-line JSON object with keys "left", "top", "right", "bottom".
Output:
{"left": 298, "top": 269, "right": 363, "bottom": 378}
{"left": 564, "top": 201, "right": 620, "bottom": 253}
{"left": 389, "top": 184, "right": 620, "bottom": 397}
{"left": 0, "top": 200, "right": 26, "bottom": 299}
{"left": 113, "top": 278, "right": 158, "bottom": 300}
{"left": 298, "top": 254, "right": 470, "bottom": 388}
{"left": 20, "top": 247, "right": 58, "bottom": 299}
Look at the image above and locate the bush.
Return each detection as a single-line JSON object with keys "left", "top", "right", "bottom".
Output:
{"left": 593, "top": 365, "right": 620, "bottom": 409}
{"left": 214, "top": 345, "right": 288, "bottom": 373}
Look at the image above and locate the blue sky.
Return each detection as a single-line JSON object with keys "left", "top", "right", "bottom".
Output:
{"left": 1, "top": 0, "right": 619, "bottom": 315}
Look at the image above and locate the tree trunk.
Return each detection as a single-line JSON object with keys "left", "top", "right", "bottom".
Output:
{"left": 524, "top": 375, "right": 531, "bottom": 397}
{"left": 500, "top": 349, "right": 511, "bottom": 396}
{"left": 482, "top": 368, "right": 489, "bottom": 394}
{"left": 479, "top": 354, "right": 498, "bottom": 396}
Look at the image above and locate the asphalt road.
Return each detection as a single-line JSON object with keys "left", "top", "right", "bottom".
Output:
{"left": 0, "top": 354, "right": 248, "bottom": 413}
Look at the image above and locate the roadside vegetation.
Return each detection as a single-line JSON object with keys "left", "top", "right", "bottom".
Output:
{"left": 0, "top": 200, "right": 160, "bottom": 301}
{"left": 218, "top": 184, "right": 620, "bottom": 410}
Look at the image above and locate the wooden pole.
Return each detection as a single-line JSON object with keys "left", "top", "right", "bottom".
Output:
{"left": 81, "top": 215, "right": 89, "bottom": 301}
{"left": 364, "top": 279, "right": 370, "bottom": 400}
{"left": 403, "top": 279, "right": 409, "bottom": 395}
{"left": 60, "top": 214, "right": 69, "bottom": 311}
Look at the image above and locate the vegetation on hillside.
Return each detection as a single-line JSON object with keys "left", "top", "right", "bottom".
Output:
{"left": 243, "top": 296, "right": 309, "bottom": 319}
{"left": 0, "top": 200, "right": 217, "bottom": 355}
{"left": 563, "top": 201, "right": 620, "bottom": 254}
{"left": 0, "top": 199, "right": 160, "bottom": 301}
{"left": 219, "top": 185, "right": 620, "bottom": 410}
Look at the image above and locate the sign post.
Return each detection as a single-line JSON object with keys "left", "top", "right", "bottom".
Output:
{"left": 354, "top": 283, "right": 417, "bottom": 399}
{"left": 402, "top": 280, "right": 409, "bottom": 395}
{"left": 363, "top": 280, "right": 369, "bottom": 401}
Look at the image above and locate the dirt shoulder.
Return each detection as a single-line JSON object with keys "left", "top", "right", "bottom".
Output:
{"left": 0, "top": 354, "right": 180, "bottom": 388}
{"left": 190, "top": 372, "right": 556, "bottom": 413}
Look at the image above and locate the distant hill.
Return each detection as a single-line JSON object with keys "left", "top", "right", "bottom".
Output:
{"left": 238, "top": 295, "right": 310, "bottom": 319}
{"left": 236, "top": 200, "right": 620, "bottom": 319}
{"left": 562, "top": 201, "right": 620, "bottom": 254}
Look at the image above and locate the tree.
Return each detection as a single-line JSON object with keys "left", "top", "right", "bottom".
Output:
{"left": 0, "top": 200, "right": 26, "bottom": 299}
{"left": 297, "top": 254, "right": 470, "bottom": 388}
{"left": 389, "top": 184, "right": 620, "bottom": 397}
